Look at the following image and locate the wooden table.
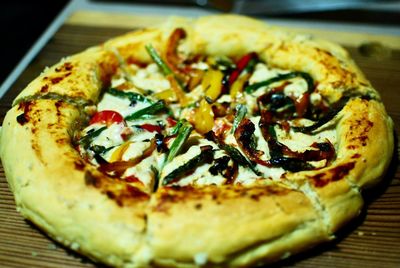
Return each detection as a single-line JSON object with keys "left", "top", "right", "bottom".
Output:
{"left": 1, "top": 10, "right": 400, "bottom": 268}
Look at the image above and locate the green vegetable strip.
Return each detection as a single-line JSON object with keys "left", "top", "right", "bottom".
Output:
{"left": 169, "top": 119, "right": 186, "bottom": 136}
{"left": 145, "top": 44, "right": 187, "bottom": 92}
{"left": 78, "top": 126, "right": 107, "bottom": 149}
{"left": 220, "top": 143, "right": 261, "bottom": 176}
{"left": 107, "top": 88, "right": 152, "bottom": 103}
{"left": 124, "top": 100, "right": 166, "bottom": 121}
{"left": 162, "top": 146, "right": 214, "bottom": 185}
{"left": 167, "top": 122, "right": 193, "bottom": 162}
{"left": 206, "top": 131, "right": 260, "bottom": 176}
{"left": 231, "top": 104, "right": 247, "bottom": 133}
{"left": 145, "top": 44, "right": 173, "bottom": 76}
{"left": 245, "top": 72, "right": 314, "bottom": 94}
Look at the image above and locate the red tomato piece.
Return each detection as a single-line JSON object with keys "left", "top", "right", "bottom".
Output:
{"left": 89, "top": 110, "right": 125, "bottom": 126}
{"left": 140, "top": 124, "right": 162, "bottom": 133}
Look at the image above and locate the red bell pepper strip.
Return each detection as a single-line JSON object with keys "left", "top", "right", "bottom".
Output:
{"left": 228, "top": 52, "right": 258, "bottom": 86}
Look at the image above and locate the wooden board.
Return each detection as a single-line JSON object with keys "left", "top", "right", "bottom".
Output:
{"left": 1, "top": 11, "right": 400, "bottom": 268}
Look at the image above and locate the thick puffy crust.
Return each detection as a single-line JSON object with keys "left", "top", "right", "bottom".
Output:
{"left": 0, "top": 14, "right": 394, "bottom": 268}
{"left": 13, "top": 47, "right": 119, "bottom": 105}
{"left": 147, "top": 185, "right": 330, "bottom": 267}
{"left": 0, "top": 99, "right": 149, "bottom": 267}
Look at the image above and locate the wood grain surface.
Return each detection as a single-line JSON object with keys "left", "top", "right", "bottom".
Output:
{"left": 0, "top": 12, "right": 399, "bottom": 268}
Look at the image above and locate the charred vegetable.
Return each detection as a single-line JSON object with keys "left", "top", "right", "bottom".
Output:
{"left": 162, "top": 145, "right": 214, "bottom": 185}
{"left": 167, "top": 121, "right": 193, "bottom": 162}
{"left": 205, "top": 131, "right": 260, "bottom": 176}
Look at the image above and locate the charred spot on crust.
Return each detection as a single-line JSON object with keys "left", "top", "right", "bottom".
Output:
{"left": 49, "top": 72, "right": 72, "bottom": 85}
{"left": 40, "top": 84, "right": 49, "bottom": 93}
{"left": 74, "top": 160, "right": 86, "bottom": 171}
{"left": 55, "top": 62, "right": 73, "bottom": 72}
{"left": 311, "top": 162, "right": 355, "bottom": 187}
{"left": 84, "top": 171, "right": 102, "bottom": 187}
{"left": 16, "top": 101, "right": 34, "bottom": 125}
{"left": 16, "top": 113, "right": 29, "bottom": 125}
{"left": 84, "top": 170, "right": 149, "bottom": 207}
{"left": 153, "top": 185, "right": 292, "bottom": 212}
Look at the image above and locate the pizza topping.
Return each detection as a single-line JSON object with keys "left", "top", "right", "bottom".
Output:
{"left": 166, "top": 120, "right": 193, "bottom": 162}
{"left": 234, "top": 118, "right": 269, "bottom": 167}
{"left": 89, "top": 110, "right": 125, "bottom": 126}
{"left": 125, "top": 100, "right": 166, "bottom": 121}
{"left": 231, "top": 104, "right": 247, "bottom": 134}
{"left": 228, "top": 52, "right": 258, "bottom": 86}
{"left": 77, "top": 48, "right": 341, "bottom": 188}
{"left": 205, "top": 130, "right": 261, "bottom": 176}
{"left": 162, "top": 145, "right": 214, "bottom": 185}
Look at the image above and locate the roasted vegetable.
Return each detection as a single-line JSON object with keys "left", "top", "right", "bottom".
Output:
{"left": 234, "top": 118, "right": 269, "bottom": 166}
{"left": 163, "top": 145, "right": 214, "bottom": 185}
{"left": 125, "top": 100, "right": 166, "bottom": 121}
{"left": 245, "top": 71, "right": 314, "bottom": 94}
{"left": 167, "top": 121, "right": 193, "bottom": 162}
{"left": 228, "top": 52, "right": 258, "bottom": 86}
{"left": 231, "top": 104, "right": 247, "bottom": 133}
{"left": 202, "top": 68, "right": 224, "bottom": 102}
{"left": 146, "top": 44, "right": 186, "bottom": 92}
{"left": 78, "top": 126, "right": 107, "bottom": 149}
{"left": 194, "top": 99, "right": 214, "bottom": 134}
{"left": 205, "top": 131, "right": 260, "bottom": 176}
{"left": 106, "top": 88, "right": 152, "bottom": 104}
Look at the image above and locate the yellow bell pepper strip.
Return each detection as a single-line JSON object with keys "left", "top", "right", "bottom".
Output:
{"left": 109, "top": 141, "right": 132, "bottom": 162}
{"left": 230, "top": 73, "right": 250, "bottom": 99}
{"left": 194, "top": 99, "right": 214, "bottom": 134}
{"left": 202, "top": 69, "right": 224, "bottom": 102}
{"left": 153, "top": 89, "right": 177, "bottom": 102}
{"left": 99, "top": 139, "right": 157, "bottom": 177}
{"left": 166, "top": 121, "right": 193, "bottom": 162}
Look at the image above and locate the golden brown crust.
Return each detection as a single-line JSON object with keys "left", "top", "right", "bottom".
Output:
{"left": 0, "top": 14, "right": 394, "bottom": 267}
{"left": 13, "top": 47, "right": 119, "bottom": 105}
{"left": 0, "top": 99, "right": 149, "bottom": 266}
{"left": 147, "top": 185, "right": 329, "bottom": 267}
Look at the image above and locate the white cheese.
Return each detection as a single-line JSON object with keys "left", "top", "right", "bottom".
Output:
{"left": 91, "top": 123, "right": 124, "bottom": 148}
{"left": 131, "top": 63, "right": 170, "bottom": 92}
{"left": 191, "top": 62, "right": 209, "bottom": 70}
{"left": 284, "top": 78, "right": 308, "bottom": 98}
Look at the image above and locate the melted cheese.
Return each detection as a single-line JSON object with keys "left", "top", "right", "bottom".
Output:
{"left": 130, "top": 63, "right": 170, "bottom": 92}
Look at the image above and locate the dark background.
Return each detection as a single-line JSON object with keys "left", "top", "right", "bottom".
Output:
{"left": 1, "top": 0, "right": 399, "bottom": 87}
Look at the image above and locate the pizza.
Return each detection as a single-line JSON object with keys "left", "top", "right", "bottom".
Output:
{"left": 0, "top": 15, "right": 394, "bottom": 267}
